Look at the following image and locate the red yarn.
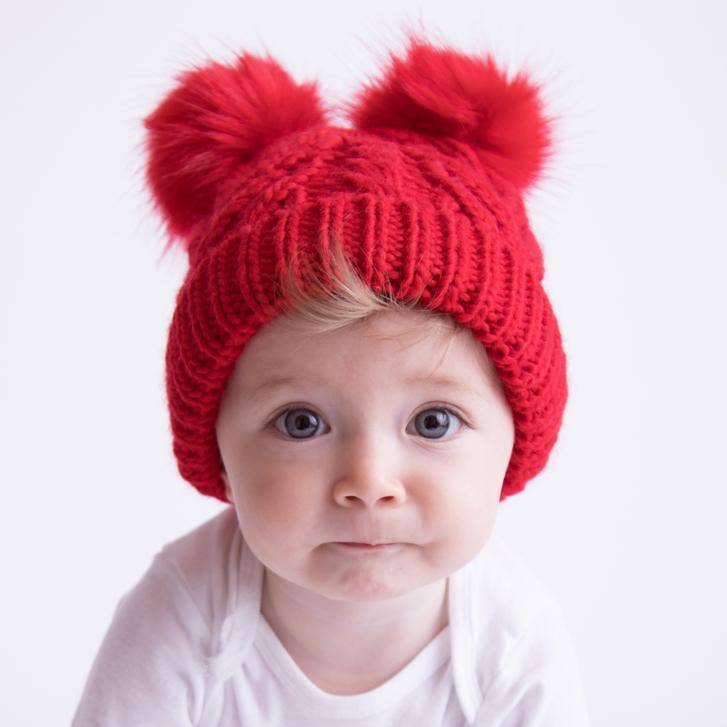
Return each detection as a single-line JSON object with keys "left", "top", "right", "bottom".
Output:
{"left": 345, "top": 32, "right": 553, "bottom": 191}
{"left": 143, "top": 52, "right": 331, "bottom": 252}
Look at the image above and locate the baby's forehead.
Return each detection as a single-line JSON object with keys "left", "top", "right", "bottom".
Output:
{"left": 235, "top": 309, "right": 500, "bottom": 393}
{"left": 247, "top": 308, "right": 466, "bottom": 356}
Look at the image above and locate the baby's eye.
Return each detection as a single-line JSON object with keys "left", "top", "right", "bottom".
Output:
{"left": 271, "top": 406, "right": 464, "bottom": 440}
{"left": 273, "top": 408, "right": 325, "bottom": 439}
{"left": 409, "top": 407, "right": 464, "bottom": 439}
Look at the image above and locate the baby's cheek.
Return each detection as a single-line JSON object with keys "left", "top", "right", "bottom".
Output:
{"left": 435, "top": 488, "right": 497, "bottom": 556}
{"left": 244, "top": 479, "right": 294, "bottom": 523}
{"left": 233, "top": 486, "right": 304, "bottom": 569}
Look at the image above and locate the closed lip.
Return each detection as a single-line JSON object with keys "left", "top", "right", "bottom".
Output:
{"left": 334, "top": 541, "right": 399, "bottom": 547}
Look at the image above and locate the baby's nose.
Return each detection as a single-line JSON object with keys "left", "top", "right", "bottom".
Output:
{"left": 331, "top": 439, "right": 407, "bottom": 508}
{"left": 332, "top": 475, "right": 406, "bottom": 508}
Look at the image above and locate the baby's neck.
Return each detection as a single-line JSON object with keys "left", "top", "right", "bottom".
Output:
{"left": 260, "top": 569, "right": 449, "bottom": 695}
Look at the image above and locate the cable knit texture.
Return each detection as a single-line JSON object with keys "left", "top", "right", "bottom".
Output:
{"left": 142, "top": 31, "right": 567, "bottom": 503}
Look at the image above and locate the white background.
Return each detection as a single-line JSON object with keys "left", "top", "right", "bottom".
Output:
{"left": 2, "top": 1, "right": 725, "bottom": 724}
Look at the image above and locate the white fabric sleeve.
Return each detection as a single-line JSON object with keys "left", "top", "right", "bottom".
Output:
{"left": 71, "top": 553, "right": 210, "bottom": 727}
{"left": 472, "top": 601, "right": 590, "bottom": 727}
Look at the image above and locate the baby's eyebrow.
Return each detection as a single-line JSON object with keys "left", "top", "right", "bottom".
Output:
{"left": 248, "top": 373, "right": 485, "bottom": 401}
{"left": 248, "top": 375, "right": 318, "bottom": 401}
{"left": 401, "top": 373, "right": 485, "bottom": 398}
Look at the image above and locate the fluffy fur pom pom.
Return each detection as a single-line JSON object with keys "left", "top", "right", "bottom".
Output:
{"left": 346, "top": 34, "right": 553, "bottom": 191}
{"left": 143, "top": 52, "right": 329, "bottom": 248}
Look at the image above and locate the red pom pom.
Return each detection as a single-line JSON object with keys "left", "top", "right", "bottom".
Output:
{"left": 346, "top": 33, "right": 553, "bottom": 191}
{"left": 143, "top": 51, "right": 329, "bottom": 250}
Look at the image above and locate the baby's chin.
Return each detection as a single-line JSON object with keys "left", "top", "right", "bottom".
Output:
{"left": 261, "top": 540, "right": 460, "bottom": 606}
{"left": 296, "top": 556, "right": 446, "bottom": 604}
{"left": 316, "top": 579, "right": 418, "bottom": 603}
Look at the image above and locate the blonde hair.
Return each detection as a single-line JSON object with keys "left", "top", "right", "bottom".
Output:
{"left": 273, "top": 232, "right": 502, "bottom": 391}
{"left": 276, "top": 231, "right": 461, "bottom": 341}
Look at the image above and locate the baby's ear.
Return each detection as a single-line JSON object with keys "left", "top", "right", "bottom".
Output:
{"left": 220, "top": 469, "right": 234, "bottom": 502}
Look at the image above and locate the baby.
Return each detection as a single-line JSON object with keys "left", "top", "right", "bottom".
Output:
{"left": 73, "top": 31, "right": 590, "bottom": 726}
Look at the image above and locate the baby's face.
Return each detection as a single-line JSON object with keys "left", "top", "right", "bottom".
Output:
{"left": 216, "top": 309, "right": 514, "bottom": 602}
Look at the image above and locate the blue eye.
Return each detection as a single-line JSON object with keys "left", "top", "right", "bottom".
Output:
{"left": 271, "top": 406, "right": 464, "bottom": 440}
{"left": 274, "top": 408, "right": 324, "bottom": 439}
{"left": 411, "top": 408, "right": 463, "bottom": 439}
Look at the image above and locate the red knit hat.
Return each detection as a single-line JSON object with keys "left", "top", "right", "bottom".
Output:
{"left": 142, "top": 32, "right": 567, "bottom": 503}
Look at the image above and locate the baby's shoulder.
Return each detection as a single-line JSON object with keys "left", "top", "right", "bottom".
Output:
{"left": 157, "top": 506, "right": 241, "bottom": 574}
{"left": 449, "top": 534, "right": 573, "bottom": 719}
{"left": 463, "top": 533, "right": 564, "bottom": 660}
{"left": 152, "top": 506, "right": 256, "bottom": 628}
{"left": 461, "top": 537, "right": 590, "bottom": 721}
{"left": 476, "top": 534, "right": 560, "bottom": 624}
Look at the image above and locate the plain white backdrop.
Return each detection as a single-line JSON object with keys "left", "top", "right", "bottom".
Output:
{"left": 2, "top": 1, "right": 725, "bottom": 724}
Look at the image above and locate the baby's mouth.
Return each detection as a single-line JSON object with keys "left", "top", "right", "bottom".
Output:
{"left": 332, "top": 542, "right": 401, "bottom": 551}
